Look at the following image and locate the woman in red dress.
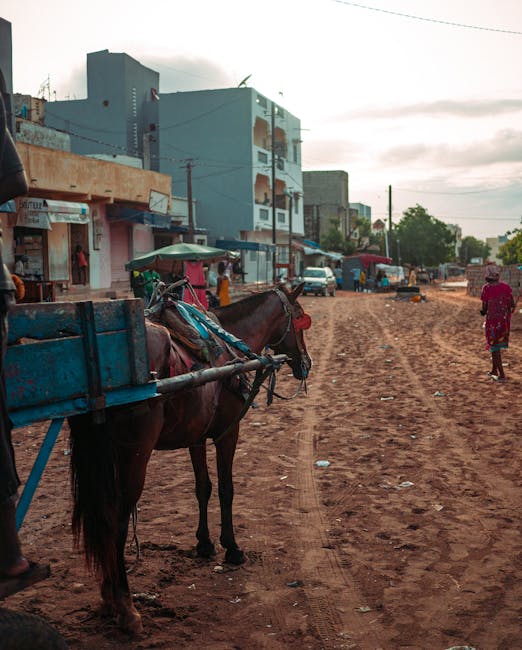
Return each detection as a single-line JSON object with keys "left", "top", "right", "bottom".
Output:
{"left": 480, "top": 264, "right": 515, "bottom": 381}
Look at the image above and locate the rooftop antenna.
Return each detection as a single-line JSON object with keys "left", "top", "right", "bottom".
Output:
{"left": 237, "top": 74, "right": 252, "bottom": 88}
{"left": 37, "top": 75, "right": 51, "bottom": 101}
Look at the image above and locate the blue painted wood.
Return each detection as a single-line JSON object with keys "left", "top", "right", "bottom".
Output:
{"left": 16, "top": 418, "right": 64, "bottom": 530}
{"left": 7, "top": 299, "right": 156, "bottom": 533}
{"left": 5, "top": 299, "right": 151, "bottom": 414}
{"left": 9, "top": 383, "right": 157, "bottom": 428}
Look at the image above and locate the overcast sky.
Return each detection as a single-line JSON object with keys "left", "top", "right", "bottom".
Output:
{"left": 3, "top": 0, "right": 522, "bottom": 240}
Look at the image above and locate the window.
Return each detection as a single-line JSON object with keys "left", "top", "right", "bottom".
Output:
{"left": 258, "top": 151, "right": 268, "bottom": 163}
{"left": 293, "top": 143, "right": 298, "bottom": 163}
{"left": 259, "top": 208, "right": 269, "bottom": 221}
{"left": 277, "top": 212, "right": 286, "bottom": 224}
{"left": 256, "top": 94, "right": 267, "bottom": 108}
{"left": 276, "top": 158, "right": 285, "bottom": 171}
{"left": 249, "top": 250, "right": 256, "bottom": 262}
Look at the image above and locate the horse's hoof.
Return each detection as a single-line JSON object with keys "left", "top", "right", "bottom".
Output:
{"left": 224, "top": 548, "right": 246, "bottom": 565}
{"left": 117, "top": 607, "right": 143, "bottom": 635}
{"left": 196, "top": 541, "right": 216, "bottom": 558}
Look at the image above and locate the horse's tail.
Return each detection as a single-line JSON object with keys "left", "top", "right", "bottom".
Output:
{"left": 69, "top": 413, "right": 119, "bottom": 582}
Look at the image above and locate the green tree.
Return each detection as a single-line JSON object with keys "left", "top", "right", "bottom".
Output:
{"left": 320, "top": 218, "right": 356, "bottom": 255}
{"left": 498, "top": 230, "right": 522, "bottom": 265}
{"left": 354, "top": 216, "right": 384, "bottom": 253}
{"left": 458, "top": 236, "right": 491, "bottom": 265}
{"left": 394, "top": 204, "right": 454, "bottom": 266}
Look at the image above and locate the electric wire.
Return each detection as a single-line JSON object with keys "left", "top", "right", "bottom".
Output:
{"left": 331, "top": 0, "right": 522, "bottom": 36}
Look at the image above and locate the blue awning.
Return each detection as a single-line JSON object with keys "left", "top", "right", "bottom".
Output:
{"left": 214, "top": 239, "right": 275, "bottom": 253}
{"left": 0, "top": 200, "right": 16, "bottom": 213}
{"left": 106, "top": 204, "right": 172, "bottom": 229}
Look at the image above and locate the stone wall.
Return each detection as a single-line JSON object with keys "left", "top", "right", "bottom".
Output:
{"left": 466, "top": 264, "right": 522, "bottom": 297}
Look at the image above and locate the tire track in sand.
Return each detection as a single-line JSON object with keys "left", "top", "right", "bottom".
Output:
{"left": 293, "top": 296, "right": 385, "bottom": 650}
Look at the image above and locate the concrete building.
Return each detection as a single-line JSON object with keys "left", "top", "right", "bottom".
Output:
{"left": 158, "top": 87, "right": 304, "bottom": 282}
{"left": 45, "top": 50, "right": 161, "bottom": 171}
{"left": 349, "top": 202, "right": 371, "bottom": 221}
{"left": 1, "top": 21, "right": 176, "bottom": 300}
{"left": 445, "top": 223, "right": 463, "bottom": 258}
{"left": 485, "top": 235, "right": 508, "bottom": 265}
{"left": 303, "top": 170, "right": 350, "bottom": 242}
{"left": 43, "top": 50, "right": 304, "bottom": 283}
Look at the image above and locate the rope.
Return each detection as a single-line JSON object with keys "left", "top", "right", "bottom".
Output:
{"left": 126, "top": 506, "right": 141, "bottom": 574}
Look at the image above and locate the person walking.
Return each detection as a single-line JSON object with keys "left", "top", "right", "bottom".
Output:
{"left": 216, "top": 261, "right": 231, "bottom": 306}
{"left": 480, "top": 264, "right": 515, "bottom": 381}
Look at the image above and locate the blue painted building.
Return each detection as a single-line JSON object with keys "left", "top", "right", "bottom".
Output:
{"left": 159, "top": 88, "right": 304, "bottom": 281}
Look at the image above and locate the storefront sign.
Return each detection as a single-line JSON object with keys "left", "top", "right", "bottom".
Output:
{"left": 16, "top": 198, "right": 90, "bottom": 229}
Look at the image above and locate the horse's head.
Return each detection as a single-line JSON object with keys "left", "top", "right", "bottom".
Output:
{"left": 269, "top": 283, "right": 312, "bottom": 380}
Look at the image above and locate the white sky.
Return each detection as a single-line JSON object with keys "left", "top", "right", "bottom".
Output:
{"left": 3, "top": 0, "right": 522, "bottom": 240}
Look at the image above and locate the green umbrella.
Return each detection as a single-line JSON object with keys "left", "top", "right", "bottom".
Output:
{"left": 125, "top": 242, "right": 231, "bottom": 272}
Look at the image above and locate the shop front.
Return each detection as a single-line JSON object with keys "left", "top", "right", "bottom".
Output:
{"left": 14, "top": 197, "right": 90, "bottom": 300}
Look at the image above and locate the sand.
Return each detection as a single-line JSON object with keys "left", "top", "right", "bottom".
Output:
{"left": 4, "top": 285, "right": 522, "bottom": 649}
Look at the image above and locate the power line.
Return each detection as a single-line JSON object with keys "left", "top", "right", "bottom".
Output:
{"left": 331, "top": 0, "right": 522, "bottom": 36}
{"left": 394, "top": 185, "right": 521, "bottom": 196}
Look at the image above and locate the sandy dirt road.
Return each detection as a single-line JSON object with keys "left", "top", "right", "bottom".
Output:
{"left": 5, "top": 286, "right": 522, "bottom": 649}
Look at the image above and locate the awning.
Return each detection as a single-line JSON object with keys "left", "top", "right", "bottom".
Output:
{"left": 0, "top": 200, "right": 16, "bottom": 213}
{"left": 16, "top": 198, "right": 90, "bottom": 229}
{"left": 214, "top": 239, "right": 275, "bottom": 253}
{"left": 46, "top": 199, "right": 89, "bottom": 224}
{"left": 344, "top": 253, "right": 392, "bottom": 269}
{"left": 106, "top": 204, "right": 172, "bottom": 229}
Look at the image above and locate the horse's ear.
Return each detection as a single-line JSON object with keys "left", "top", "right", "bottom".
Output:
{"left": 289, "top": 282, "right": 305, "bottom": 303}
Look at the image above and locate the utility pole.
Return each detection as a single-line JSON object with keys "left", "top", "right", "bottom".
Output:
{"left": 271, "top": 101, "right": 277, "bottom": 283}
{"left": 288, "top": 192, "right": 294, "bottom": 281}
{"left": 186, "top": 161, "right": 194, "bottom": 244}
{"left": 388, "top": 184, "right": 393, "bottom": 262}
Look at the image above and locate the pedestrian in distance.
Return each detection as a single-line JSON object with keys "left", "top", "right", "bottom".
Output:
{"left": 480, "top": 264, "right": 515, "bottom": 382}
{"left": 216, "top": 260, "right": 230, "bottom": 306}
{"left": 360, "top": 269, "right": 366, "bottom": 292}
{"left": 13, "top": 255, "right": 28, "bottom": 277}
{"left": 351, "top": 267, "right": 361, "bottom": 292}
{"left": 130, "top": 270, "right": 146, "bottom": 299}
{"left": 74, "top": 244, "right": 88, "bottom": 285}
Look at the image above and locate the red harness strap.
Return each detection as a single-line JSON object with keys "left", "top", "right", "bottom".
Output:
{"left": 293, "top": 313, "right": 312, "bottom": 331}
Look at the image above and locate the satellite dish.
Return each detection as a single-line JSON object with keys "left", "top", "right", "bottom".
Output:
{"left": 237, "top": 74, "right": 252, "bottom": 88}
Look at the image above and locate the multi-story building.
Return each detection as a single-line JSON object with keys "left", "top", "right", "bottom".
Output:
{"left": 43, "top": 50, "right": 304, "bottom": 283}
{"left": 349, "top": 202, "right": 371, "bottom": 221}
{"left": 1, "top": 23, "right": 174, "bottom": 299}
{"left": 445, "top": 223, "right": 463, "bottom": 259}
{"left": 303, "top": 170, "right": 350, "bottom": 242}
{"left": 485, "top": 235, "right": 508, "bottom": 265}
{"left": 46, "top": 50, "right": 161, "bottom": 171}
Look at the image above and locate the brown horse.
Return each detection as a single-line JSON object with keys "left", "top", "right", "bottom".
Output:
{"left": 69, "top": 284, "right": 311, "bottom": 633}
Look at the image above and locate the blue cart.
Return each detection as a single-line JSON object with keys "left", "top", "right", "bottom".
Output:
{"left": 6, "top": 299, "right": 157, "bottom": 529}
{"left": 6, "top": 298, "right": 285, "bottom": 530}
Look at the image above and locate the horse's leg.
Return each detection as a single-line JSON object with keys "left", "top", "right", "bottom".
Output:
{"left": 215, "top": 425, "right": 245, "bottom": 565}
{"left": 101, "top": 403, "right": 164, "bottom": 634}
{"left": 189, "top": 444, "right": 215, "bottom": 558}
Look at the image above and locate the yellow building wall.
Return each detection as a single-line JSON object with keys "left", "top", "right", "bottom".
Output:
{"left": 16, "top": 143, "right": 171, "bottom": 205}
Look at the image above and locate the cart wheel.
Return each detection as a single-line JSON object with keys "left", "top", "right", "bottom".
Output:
{"left": 0, "top": 608, "right": 68, "bottom": 649}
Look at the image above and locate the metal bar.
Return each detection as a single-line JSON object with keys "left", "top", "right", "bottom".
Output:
{"left": 16, "top": 417, "right": 65, "bottom": 530}
{"left": 156, "top": 354, "right": 288, "bottom": 395}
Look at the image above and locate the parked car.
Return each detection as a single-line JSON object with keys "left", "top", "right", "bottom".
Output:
{"left": 301, "top": 266, "right": 336, "bottom": 297}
